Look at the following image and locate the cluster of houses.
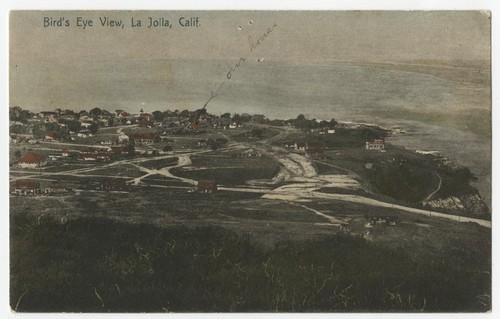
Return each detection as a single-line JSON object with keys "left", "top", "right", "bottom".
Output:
{"left": 11, "top": 175, "right": 219, "bottom": 195}
{"left": 365, "top": 214, "right": 398, "bottom": 227}
{"left": 284, "top": 139, "right": 385, "bottom": 157}
{"left": 283, "top": 141, "right": 327, "bottom": 159}
{"left": 128, "top": 132, "right": 160, "bottom": 144}
{"left": 10, "top": 180, "right": 70, "bottom": 196}
{"left": 13, "top": 143, "right": 138, "bottom": 168}
{"left": 310, "top": 128, "right": 336, "bottom": 135}
{"left": 78, "top": 148, "right": 114, "bottom": 161}
{"left": 10, "top": 177, "right": 129, "bottom": 195}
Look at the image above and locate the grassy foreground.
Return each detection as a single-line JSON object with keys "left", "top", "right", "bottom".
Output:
{"left": 10, "top": 215, "right": 490, "bottom": 312}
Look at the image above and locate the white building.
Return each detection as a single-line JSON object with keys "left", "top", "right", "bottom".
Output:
{"left": 366, "top": 139, "right": 385, "bottom": 151}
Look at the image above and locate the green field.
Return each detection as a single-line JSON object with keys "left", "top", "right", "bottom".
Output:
{"left": 10, "top": 213, "right": 490, "bottom": 312}
{"left": 139, "top": 157, "right": 179, "bottom": 170}
{"left": 171, "top": 154, "right": 280, "bottom": 186}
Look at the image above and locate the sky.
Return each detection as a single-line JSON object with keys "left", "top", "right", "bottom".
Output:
{"left": 9, "top": 11, "right": 491, "bottom": 111}
{"left": 10, "top": 11, "right": 490, "bottom": 64}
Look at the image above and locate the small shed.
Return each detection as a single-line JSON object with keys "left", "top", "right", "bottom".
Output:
{"left": 197, "top": 180, "right": 217, "bottom": 193}
{"left": 11, "top": 180, "right": 41, "bottom": 195}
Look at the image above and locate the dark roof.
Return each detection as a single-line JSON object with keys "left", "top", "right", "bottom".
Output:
{"left": 18, "top": 152, "right": 45, "bottom": 164}
{"left": 197, "top": 180, "right": 217, "bottom": 189}
{"left": 11, "top": 180, "right": 40, "bottom": 189}
{"left": 45, "top": 131, "right": 59, "bottom": 138}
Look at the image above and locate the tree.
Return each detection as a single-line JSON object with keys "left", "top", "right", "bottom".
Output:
{"left": 232, "top": 113, "right": 241, "bottom": 122}
{"left": 101, "top": 109, "right": 112, "bottom": 117}
{"left": 32, "top": 124, "right": 46, "bottom": 139}
{"left": 152, "top": 110, "right": 164, "bottom": 122}
{"left": 9, "top": 106, "right": 21, "bottom": 121}
{"left": 88, "top": 123, "right": 98, "bottom": 134}
{"left": 10, "top": 107, "right": 31, "bottom": 123}
{"left": 221, "top": 112, "right": 231, "bottom": 119}
{"left": 180, "top": 109, "right": 190, "bottom": 118}
{"left": 89, "top": 107, "right": 102, "bottom": 117}
{"left": 296, "top": 114, "right": 306, "bottom": 121}
{"left": 163, "top": 145, "right": 173, "bottom": 152}
{"left": 67, "top": 121, "right": 81, "bottom": 133}
{"left": 240, "top": 113, "right": 252, "bottom": 123}
{"left": 45, "top": 122, "right": 59, "bottom": 132}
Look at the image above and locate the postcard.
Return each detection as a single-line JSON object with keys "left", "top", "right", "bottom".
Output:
{"left": 8, "top": 10, "right": 491, "bottom": 312}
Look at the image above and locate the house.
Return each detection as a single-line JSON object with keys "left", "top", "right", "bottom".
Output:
{"left": 44, "top": 131, "right": 59, "bottom": 140}
{"left": 138, "top": 117, "right": 154, "bottom": 127}
{"left": 196, "top": 139, "right": 208, "bottom": 147}
{"left": 100, "top": 140, "right": 114, "bottom": 145}
{"left": 295, "top": 142, "right": 307, "bottom": 151}
{"left": 79, "top": 153, "right": 97, "bottom": 161}
{"left": 327, "top": 129, "right": 336, "bottom": 134}
{"left": 15, "top": 135, "right": 32, "bottom": 144}
{"left": 285, "top": 141, "right": 325, "bottom": 152}
{"left": 189, "top": 123, "right": 201, "bottom": 130}
{"left": 62, "top": 148, "right": 70, "bottom": 157}
{"left": 79, "top": 148, "right": 113, "bottom": 161}
{"left": 18, "top": 152, "right": 47, "bottom": 168}
{"left": 109, "top": 145, "right": 134, "bottom": 155}
{"left": 96, "top": 153, "right": 113, "bottom": 161}
{"left": 11, "top": 180, "right": 41, "bottom": 195}
{"left": 118, "top": 111, "right": 130, "bottom": 118}
{"left": 79, "top": 148, "right": 98, "bottom": 161}
{"left": 97, "top": 118, "right": 111, "bottom": 127}
{"left": 43, "top": 182, "right": 69, "bottom": 194}
{"left": 48, "top": 154, "right": 61, "bottom": 161}
{"left": 197, "top": 180, "right": 217, "bottom": 193}
{"left": 79, "top": 116, "right": 93, "bottom": 123}
{"left": 307, "top": 151, "right": 327, "bottom": 160}
{"left": 239, "top": 149, "right": 262, "bottom": 157}
{"left": 100, "top": 178, "right": 127, "bottom": 191}
{"left": 77, "top": 130, "right": 92, "bottom": 138}
{"left": 366, "top": 139, "right": 385, "bottom": 151}
{"left": 118, "top": 134, "right": 129, "bottom": 143}
{"left": 129, "top": 132, "right": 159, "bottom": 144}
{"left": 367, "top": 215, "right": 398, "bottom": 226}
{"left": 38, "top": 111, "right": 57, "bottom": 119}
